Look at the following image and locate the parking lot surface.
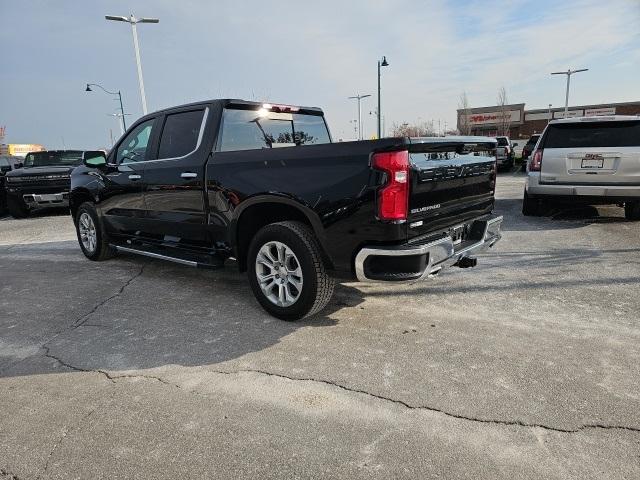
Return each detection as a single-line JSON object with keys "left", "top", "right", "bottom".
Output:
{"left": 1, "top": 172, "right": 639, "bottom": 479}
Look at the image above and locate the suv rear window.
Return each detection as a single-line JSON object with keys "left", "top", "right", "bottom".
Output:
{"left": 525, "top": 135, "right": 540, "bottom": 146}
{"left": 496, "top": 137, "right": 509, "bottom": 146}
{"left": 219, "top": 108, "right": 331, "bottom": 152}
{"left": 543, "top": 121, "right": 640, "bottom": 148}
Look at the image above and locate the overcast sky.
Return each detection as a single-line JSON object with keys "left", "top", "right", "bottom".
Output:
{"left": 1, "top": 0, "right": 639, "bottom": 148}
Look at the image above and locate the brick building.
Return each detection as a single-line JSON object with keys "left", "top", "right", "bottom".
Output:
{"left": 457, "top": 101, "right": 640, "bottom": 140}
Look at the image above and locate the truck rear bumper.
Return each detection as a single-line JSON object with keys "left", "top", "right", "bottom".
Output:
{"left": 354, "top": 215, "right": 503, "bottom": 282}
{"left": 526, "top": 173, "right": 640, "bottom": 198}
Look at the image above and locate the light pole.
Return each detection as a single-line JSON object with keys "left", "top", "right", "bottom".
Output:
{"left": 348, "top": 94, "right": 371, "bottom": 140}
{"left": 105, "top": 14, "right": 159, "bottom": 115}
{"left": 86, "top": 83, "right": 127, "bottom": 131}
{"left": 547, "top": 103, "right": 552, "bottom": 124}
{"left": 551, "top": 68, "right": 588, "bottom": 115}
{"left": 377, "top": 56, "right": 389, "bottom": 138}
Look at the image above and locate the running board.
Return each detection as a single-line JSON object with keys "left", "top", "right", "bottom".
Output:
{"left": 110, "top": 244, "right": 224, "bottom": 269}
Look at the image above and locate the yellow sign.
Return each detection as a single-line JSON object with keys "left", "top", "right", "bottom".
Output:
{"left": 0, "top": 144, "right": 45, "bottom": 157}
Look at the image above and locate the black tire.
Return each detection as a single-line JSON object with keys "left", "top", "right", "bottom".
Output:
{"left": 624, "top": 201, "right": 640, "bottom": 221}
{"left": 7, "top": 196, "right": 29, "bottom": 218}
{"left": 247, "top": 221, "right": 334, "bottom": 321}
{"left": 75, "top": 202, "right": 115, "bottom": 261}
{"left": 522, "top": 190, "right": 541, "bottom": 216}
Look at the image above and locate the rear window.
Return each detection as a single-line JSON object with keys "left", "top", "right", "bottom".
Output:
{"left": 218, "top": 108, "right": 331, "bottom": 152}
{"left": 158, "top": 110, "right": 205, "bottom": 159}
{"left": 526, "top": 135, "right": 540, "bottom": 146}
{"left": 23, "top": 151, "right": 83, "bottom": 167}
{"left": 543, "top": 121, "right": 640, "bottom": 148}
{"left": 496, "top": 137, "right": 509, "bottom": 146}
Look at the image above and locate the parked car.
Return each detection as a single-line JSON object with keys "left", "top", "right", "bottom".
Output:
{"left": 522, "top": 116, "right": 640, "bottom": 220}
{"left": 71, "top": 99, "right": 503, "bottom": 320}
{"left": 495, "top": 136, "right": 514, "bottom": 171}
{"left": 520, "top": 134, "right": 541, "bottom": 170}
{"left": 4, "top": 150, "right": 85, "bottom": 218}
{"left": 0, "top": 155, "right": 22, "bottom": 212}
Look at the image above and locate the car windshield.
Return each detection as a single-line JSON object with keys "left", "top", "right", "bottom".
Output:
{"left": 543, "top": 121, "right": 640, "bottom": 148}
{"left": 23, "top": 151, "right": 84, "bottom": 168}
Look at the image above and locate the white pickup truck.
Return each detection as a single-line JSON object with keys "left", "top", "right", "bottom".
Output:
{"left": 523, "top": 116, "right": 640, "bottom": 220}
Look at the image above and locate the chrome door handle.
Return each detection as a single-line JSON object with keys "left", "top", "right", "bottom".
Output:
{"left": 128, "top": 174, "right": 142, "bottom": 180}
{"left": 181, "top": 172, "right": 197, "bottom": 179}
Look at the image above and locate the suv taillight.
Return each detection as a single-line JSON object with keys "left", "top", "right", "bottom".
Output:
{"left": 530, "top": 149, "right": 543, "bottom": 171}
{"left": 372, "top": 150, "right": 409, "bottom": 221}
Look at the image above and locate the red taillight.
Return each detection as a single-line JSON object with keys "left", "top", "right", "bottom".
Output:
{"left": 530, "top": 149, "right": 543, "bottom": 171}
{"left": 372, "top": 150, "right": 409, "bottom": 221}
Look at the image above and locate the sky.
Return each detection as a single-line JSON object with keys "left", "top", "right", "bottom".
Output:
{"left": 1, "top": 0, "right": 639, "bottom": 148}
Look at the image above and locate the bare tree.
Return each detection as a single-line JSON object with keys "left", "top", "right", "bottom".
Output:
{"left": 458, "top": 92, "right": 471, "bottom": 135}
{"left": 496, "top": 86, "right": 511, "bottom": 137}
{"left": 391, "top": 121, "right": 436, "bottom": 138}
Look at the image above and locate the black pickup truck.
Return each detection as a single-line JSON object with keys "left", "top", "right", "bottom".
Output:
{"left": 71, "top": 99, "right": 502, "bottom": 320}
{"left": 5, "top": 150, "right": 86, "bottom": 218}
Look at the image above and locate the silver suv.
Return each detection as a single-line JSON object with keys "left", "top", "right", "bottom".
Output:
{"left": 523, "top": 116, "right": 640, "bottom": 220}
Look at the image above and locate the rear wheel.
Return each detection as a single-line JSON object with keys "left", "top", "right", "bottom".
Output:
{"left": 75, "top": 202, "right": 115, "bottom": 261}
{"left": 522, "top": 190, "right": 541, "bottom": 216}
{"left": 624, "top": 201, "right": 640, "bottom": 221}
{"left": 7, "top": 196, "right": 29, "bottom": 218}
{"left": 247, "top": 221, "right": 334, "bottom": 321}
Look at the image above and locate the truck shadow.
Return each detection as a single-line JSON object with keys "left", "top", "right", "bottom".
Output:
{"left": 0, "top": 242, "right": 364, "bottom": 378}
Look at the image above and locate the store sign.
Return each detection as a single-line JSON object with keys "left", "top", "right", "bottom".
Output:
{"left": 464, "top": 109, "right": 522, "bottom": 126}
{"left": 553, "top": 110, "right": 584, "bottom": 119}
{"left": 585, "top": 107, "right": 616, "bottom": 117}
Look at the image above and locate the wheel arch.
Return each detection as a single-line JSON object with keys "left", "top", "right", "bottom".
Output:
{"left": 232, "top": 195, "right": 332, "bottom": 272}
{"left": 69, "top": 188, "right": 95, "bottom": 223}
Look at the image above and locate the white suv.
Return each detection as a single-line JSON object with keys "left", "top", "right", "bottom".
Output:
{"left": 523, "top": 115, "right": 640, "bottom": 220}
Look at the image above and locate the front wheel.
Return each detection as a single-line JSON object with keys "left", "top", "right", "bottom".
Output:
{"left": 247, "top": 221, "right": 334, "bottom": 321}
{"left": 75, "top": 202, "right": 115, "bottom": 261}
{"left": 625, "top": 201, "right": 640, "bottom": 221}
{"left": 7, "top": 196, "right": 29, "bottom": 218}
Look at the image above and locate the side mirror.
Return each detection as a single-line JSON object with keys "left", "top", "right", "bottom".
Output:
{"left": 83, "top": 151, "right": 107, "bottom": 168}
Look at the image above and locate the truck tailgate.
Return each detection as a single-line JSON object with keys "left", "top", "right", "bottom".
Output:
{"left": 407, "top": 137, "right": 497, "bottom": 241}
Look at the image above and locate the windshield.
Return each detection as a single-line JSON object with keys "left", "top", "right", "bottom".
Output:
{"left": 23, "top": 151, "right": 84, "bottom": 168}
{"left": 543, "top": 121, "right": 640, "bottom": 148}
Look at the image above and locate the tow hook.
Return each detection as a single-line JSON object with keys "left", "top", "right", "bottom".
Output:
{"left": 457, "top": 257, "right": 477, "bottom": 268}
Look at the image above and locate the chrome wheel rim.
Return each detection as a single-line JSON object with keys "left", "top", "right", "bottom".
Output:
{"left": 255, "top": 241, "right": 303, "bottom": 307}
{"left": 79, "top": 212, "right": 97, "bottom": 253}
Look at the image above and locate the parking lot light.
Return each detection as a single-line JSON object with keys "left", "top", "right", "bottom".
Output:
{"left": 551, "top": 68, "right": 588, "bottom": 115}
{"left": 86, "top": 83, "right": 127, "bottom": 131}
{"left": 377, "top": 56, "right": 389, "bottom": 138}
{"left": 105, "top": 13, "right": 159, "bottom": 115}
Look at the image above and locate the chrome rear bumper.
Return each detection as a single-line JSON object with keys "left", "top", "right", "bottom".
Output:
{"left": 354, "top": 215, "right": 503, "bottom": 283}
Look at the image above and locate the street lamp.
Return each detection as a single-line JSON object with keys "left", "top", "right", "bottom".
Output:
{"left": 105, "top": 14, "right": 159, "bottom": 115}
{"left": 548, "top": 103, "right": 552, "bottom": 124}
{"left": 348, "top": 94, "right": 372, "bottom": 140}
{"left": 550, "top": 68, "right": 588, "bottom": 115}
{"left": 86, "top": 83, "right": 127, "bottom": 131}
{"left": 377, "top": 56, "right": 389, "bottom": 138}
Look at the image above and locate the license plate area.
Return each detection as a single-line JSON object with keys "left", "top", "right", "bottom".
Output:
{"left": 581, "top": 158, "right": 604, "bottom": 169}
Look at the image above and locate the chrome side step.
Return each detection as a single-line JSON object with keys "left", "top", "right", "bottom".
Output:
{"left": 111, "top": 244, "right": 199, "bottom": 267}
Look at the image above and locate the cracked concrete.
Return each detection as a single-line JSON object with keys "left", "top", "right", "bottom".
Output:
{"left": 1, "top": 173, "right": 639, "bottom": 479}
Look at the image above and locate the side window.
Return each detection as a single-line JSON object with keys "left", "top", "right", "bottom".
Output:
{"left": 158, "top": 110, "right": 205, "bottom": 159}
{"left": 116, "top": 118, "right": 155, "bottom": 164}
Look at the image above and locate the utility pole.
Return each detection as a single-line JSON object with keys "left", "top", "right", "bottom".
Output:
{"left": 551, "top": 68, "right": 588, "bottom": 115}
{"left": 348, "top": 94, "right": 372, "bottom": 140}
